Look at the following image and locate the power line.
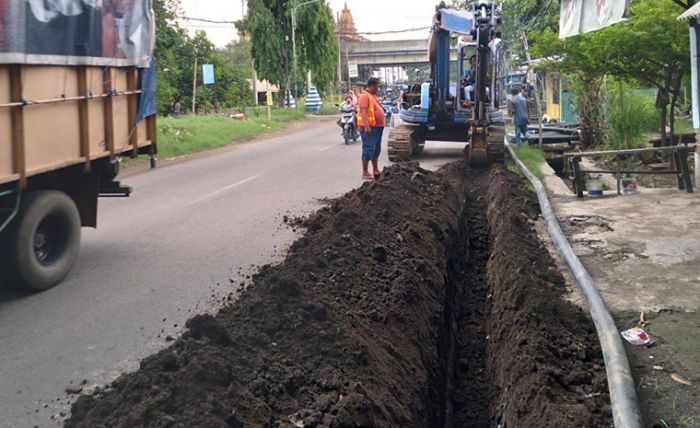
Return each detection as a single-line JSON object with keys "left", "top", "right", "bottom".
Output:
{"left": 180, "top": 16, "right": 237, "bottom": 24}
{"left": 180, "top": 16, "right": 430, "bottom": 35}
{"left": 346, "top": 26, "right": 431, "bottom": 35}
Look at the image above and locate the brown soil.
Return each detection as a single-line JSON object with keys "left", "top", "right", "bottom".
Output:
{"left": 65, "top": 163, "right": 611, "bottom": 427}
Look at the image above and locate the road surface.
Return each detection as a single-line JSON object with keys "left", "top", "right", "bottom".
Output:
{"left": 0, "top": 119, "right": 464, "bottom": 427}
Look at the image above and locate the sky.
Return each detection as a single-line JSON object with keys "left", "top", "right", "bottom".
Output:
{"left": 179, "top": 0, "right": 437, "bottom": 48}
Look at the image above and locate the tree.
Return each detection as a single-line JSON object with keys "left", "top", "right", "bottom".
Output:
{"left": 240, "top": 0, "right": 338, "bottom": 105}
{"left": 295, "top": 2, "right": 338, "bottom": 94}
{"left": 531, "top": 0, "right": 690, "bottom": 146}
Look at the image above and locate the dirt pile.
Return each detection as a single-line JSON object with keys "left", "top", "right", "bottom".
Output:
{"left": 66, "top": 163, "right": 610, "bottom": 427}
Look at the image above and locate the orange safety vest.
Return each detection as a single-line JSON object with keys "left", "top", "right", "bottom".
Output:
{"left": 357, "top": 91, "right": 377, "bottom": 127}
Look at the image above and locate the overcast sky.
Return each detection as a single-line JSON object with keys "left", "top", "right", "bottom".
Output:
{"left": 179, "top": 0, "right": 437, "bottom": 47}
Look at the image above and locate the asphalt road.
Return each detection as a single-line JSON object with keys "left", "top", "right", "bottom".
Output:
{"left": 0, "top": 119, "right": 464, "bottom": 427}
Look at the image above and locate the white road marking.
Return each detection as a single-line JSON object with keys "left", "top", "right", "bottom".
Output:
{"left": 318, "top": 144, "right": 336, "bottom": 152}
{"left": 185, "top": 175, "right": 260, "bottom": 206}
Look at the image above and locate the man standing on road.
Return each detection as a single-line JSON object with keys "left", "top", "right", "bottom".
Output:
{"left": 508, "top": 87, "right": 529, "bottom": 146}
{"left": 357, "top": 77, "right": 386, "bottom": 180}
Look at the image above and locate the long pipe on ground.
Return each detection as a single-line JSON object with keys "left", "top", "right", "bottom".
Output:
{"left": 505, "top": 141, "right": 643, "bottom": 428}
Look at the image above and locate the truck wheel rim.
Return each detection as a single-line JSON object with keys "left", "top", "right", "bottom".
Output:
{"left": 33, "top": 215, "right": 67, "bottom": 267}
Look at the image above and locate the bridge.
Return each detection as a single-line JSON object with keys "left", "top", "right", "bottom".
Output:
{"left": 342, "top": 39, "right": 458, "bottom": 66}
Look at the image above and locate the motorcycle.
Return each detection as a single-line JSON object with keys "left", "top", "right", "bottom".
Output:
{"left": 339, "top": 105, "right": 359, "bottom": 145}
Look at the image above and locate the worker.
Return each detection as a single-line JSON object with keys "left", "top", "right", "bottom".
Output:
{"left": 463, "top": 55, "right": 477, "bottom": 101}
{"left": 508, "top": 87, "right": 529, "bottom": 146}
{"left": 357, "top": 77, "right": 386, "bottom": 180}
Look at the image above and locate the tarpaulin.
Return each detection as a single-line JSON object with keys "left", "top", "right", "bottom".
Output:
{"left": 559, "top": 0, "right": 630, "bottom": 39}
{"left": 137, "top": 56, "right": 156, "bottom": 122}
{"left": 0, "top": 0, "right": 155, "bottom": 67}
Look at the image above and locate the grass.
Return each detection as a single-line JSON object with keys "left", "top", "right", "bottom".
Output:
{"left": 508, "top": 144, "right": 546, "bottom": 181}
{"left": 155, "top": 109, "right": 307, "bottom": 159}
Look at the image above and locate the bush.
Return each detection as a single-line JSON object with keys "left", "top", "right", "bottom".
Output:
{"left": 605, "top": 84, "right": 658, "bottom": 150}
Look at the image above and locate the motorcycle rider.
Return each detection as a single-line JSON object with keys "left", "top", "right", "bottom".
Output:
{"left": 338, "top": 95, "right": 358, "bottom": 138}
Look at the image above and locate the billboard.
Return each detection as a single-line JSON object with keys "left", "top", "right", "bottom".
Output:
{"left": 0, "top": 0, "right": 155, "bottom": 67}
{"left": 560, "top": 0, "right": 630, "bottom": 39}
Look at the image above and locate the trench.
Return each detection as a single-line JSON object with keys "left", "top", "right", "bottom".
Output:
{"left": 433, "top": 177, "right": 493, "bottom": 428}
{"left": 65, "top": 164, "right": 612, "bottom": 428}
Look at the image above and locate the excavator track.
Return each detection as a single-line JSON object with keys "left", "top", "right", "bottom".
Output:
{"left": 388, "top": 124, "right": 425, "bottom": 162}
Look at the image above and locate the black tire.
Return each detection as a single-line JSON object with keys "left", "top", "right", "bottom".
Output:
{"left": 3, "top": 191, "right": 81, "bottom": 292}
{"left": 344, "top": 130, "right": 350, "bottom": 145}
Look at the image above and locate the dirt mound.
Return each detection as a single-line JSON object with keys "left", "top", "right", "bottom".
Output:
{"left": 66, "top": 163, "right": 610, "bottom": 427}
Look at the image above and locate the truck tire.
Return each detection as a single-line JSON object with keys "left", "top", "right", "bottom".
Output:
{"left": 5, "top": 191, "right": 81, "bottom": 292}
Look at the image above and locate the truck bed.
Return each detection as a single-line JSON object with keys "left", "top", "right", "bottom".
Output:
{"left": 0, "top": 65, "right": 155, "bottom": 188}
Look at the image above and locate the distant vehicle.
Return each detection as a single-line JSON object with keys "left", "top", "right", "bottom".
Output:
{"left": 0, "top": 0, "right": 157, "bottom": 292}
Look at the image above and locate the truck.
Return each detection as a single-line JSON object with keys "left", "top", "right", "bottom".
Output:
{"left": 0, "top": 1, "right": 157, "bottom": 292}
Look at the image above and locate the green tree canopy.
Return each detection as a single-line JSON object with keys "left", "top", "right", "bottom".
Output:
{"left": 531, "top": 0, "right": 689, "bottom": 88}
{"left": 153, "top": 0, "right": 253, "bottom": 115}
{"left": 240, "top": 0, "right": 338, "bottom": 98}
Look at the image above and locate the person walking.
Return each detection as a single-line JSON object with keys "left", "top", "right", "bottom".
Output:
{"left": 508, "top": 87, "right": 529, "bottom": 146}
{"left": 357, "top": 77, "right": 386, "bottom": 180}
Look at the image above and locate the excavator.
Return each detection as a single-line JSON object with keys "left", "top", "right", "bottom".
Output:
{"left": 388, "top": 1, "right": 505, "bottom": 166}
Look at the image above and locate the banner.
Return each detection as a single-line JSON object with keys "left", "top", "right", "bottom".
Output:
{"left": 0, "top": 0, "right": 155, "bottom": 67}
{"left": 560, "top": 0, "right": 630, "bottom": 39}
{"left": 202, "top": 64, "right": 214, "bottom": 85}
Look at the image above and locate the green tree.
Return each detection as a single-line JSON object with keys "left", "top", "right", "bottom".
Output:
{"left": 295, "top": 2, "right": 338, "bottom": 94}
{"left": 531, "top": 0, "right": 690, "bottom": 146}
{"left": 153, "top": 0, "right": 189, "bottom": 114}
{"left": 240, "top": 0, "right": 338, "bottom": 104}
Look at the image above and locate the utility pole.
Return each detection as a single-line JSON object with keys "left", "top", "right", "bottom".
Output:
{"left": 292, "top": 0, "right": 321, "bottom": 107}
{"left": 192, "top": 52, "right": 198, "bottom": 115}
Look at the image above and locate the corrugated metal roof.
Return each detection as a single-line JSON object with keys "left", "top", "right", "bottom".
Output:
{"left": 678, "top": 3, "right": 700, "bottom": 21}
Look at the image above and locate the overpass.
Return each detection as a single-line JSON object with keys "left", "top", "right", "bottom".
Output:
{"left": 342, "top": 39, "right": 458, "bottom": 66}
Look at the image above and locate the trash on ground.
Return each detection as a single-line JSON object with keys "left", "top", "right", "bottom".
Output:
{"left": 621, "top": 327, "right": 652, "bottom": 346}
{"left": 670, "top": 373, "right": 692, "bottom": 386}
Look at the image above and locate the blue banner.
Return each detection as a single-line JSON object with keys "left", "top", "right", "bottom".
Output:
{"left": 202, "top": 64, "right": 215, "bottom": 85}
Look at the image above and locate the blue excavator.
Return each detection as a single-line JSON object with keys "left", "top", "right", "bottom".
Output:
{"left": 388, "top": 1, "right": 505, "bottom": 165}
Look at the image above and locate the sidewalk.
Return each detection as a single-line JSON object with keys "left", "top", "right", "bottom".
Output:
{"left": 537, "top": 161, "right": 699, "bottom": 426}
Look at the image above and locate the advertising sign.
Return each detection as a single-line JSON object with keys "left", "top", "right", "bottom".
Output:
{"left": 0, "top": 0, "right": 155, "bottom": 67}
{"left": 348, "top": 61, "right": 359, "bottom": 79}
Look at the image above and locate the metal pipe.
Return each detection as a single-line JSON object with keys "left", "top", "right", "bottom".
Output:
{"left": 506, "top": 141, "right": 643, "bottom": 428}
{"left": 0, "top": 189, "right": 20, "bottom": 234}
{"left": 562, "top": 144, "right": 697, "bottom": 157}
{"left": 0, "top": 90, "right": 143, "bottom": 109}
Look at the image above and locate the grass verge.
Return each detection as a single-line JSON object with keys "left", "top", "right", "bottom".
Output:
{"left": 508, "top": 144, "right": 546, "bottom": 181}
{"left": 155, "top": 109, "right": 307, "bottom": 159}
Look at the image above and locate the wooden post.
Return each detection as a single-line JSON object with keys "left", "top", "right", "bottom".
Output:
{"left": 679, "top": 147, "right": 694, "bottom": 193}
{"left": 572, "top": 156, "right": 584, "bottom": 198}
{"left": 102, "top": 68, "right": 115, "bottom": 160}
{"left": 126, "top": 69, "right": 138, "bottom": 157}
{"left": 77, "top": 67, "right": 91, "bottom": 172}
{"left": 192, "top": 54, "right": 198, "bottom": 115}
{"left": 9, "top": 66, "right": 26, "bottom": 189}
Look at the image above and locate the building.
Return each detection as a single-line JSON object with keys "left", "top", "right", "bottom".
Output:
{"left": 336, "top": 2, "right": 366, "bottom": 43}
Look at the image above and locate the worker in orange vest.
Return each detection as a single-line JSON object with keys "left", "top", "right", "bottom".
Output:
{"left": 357, "top": 78, "right": 386, "bottom": 180}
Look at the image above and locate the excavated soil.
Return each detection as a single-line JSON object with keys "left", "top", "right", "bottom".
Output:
{"left": 66, "top": 163, "right": 611, "bottom": 427}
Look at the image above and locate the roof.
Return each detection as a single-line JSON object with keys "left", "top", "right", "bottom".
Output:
{"left": 678, "top": 3, "right": 700, "bottom": 21}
